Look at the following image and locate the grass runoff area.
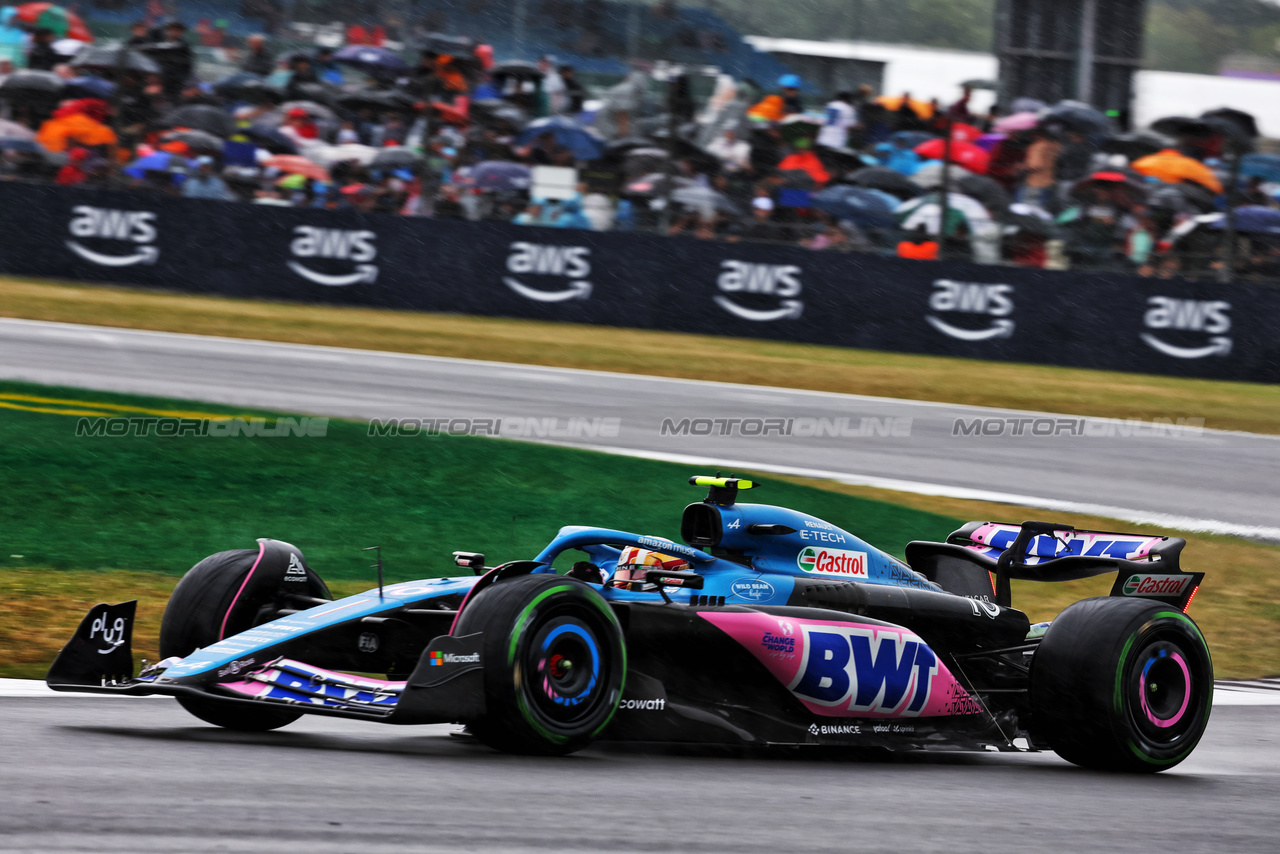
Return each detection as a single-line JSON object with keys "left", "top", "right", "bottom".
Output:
{"left": 2, "top": 278, "right": 1279, "bottom": 434}
{"left": 0, "top": 380, "right": 1277, "bottom": 680}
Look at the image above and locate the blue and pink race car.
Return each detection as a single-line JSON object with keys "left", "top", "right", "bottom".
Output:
{"left": 48, "top": 476, "right": 1212, "bottom": 771}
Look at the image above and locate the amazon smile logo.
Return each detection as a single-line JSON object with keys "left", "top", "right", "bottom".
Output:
{"left": 1141, "top": 296, "right": 1232, "bottom": 359}
{"left": 503, "top": 241, "right": 592, "bottom": 302}
{"left": 288, "top": 226, "right": 379, "bottom": 286}
{"left": 66, "top": 205, "right": 159, "bottom": 267}
{"left": 714, "top": 260, "right": 804, "bottom": 322}
{"left": 926, "top": 279, "right": 1015, "bottom": 341}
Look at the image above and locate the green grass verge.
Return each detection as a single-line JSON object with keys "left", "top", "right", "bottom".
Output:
{"left": 2, "top": 278, "right": 1278, "bottom": 434}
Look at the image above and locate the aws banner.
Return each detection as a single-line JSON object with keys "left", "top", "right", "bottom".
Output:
{"left": 0, "top": 181, "right": 1276, "bottom": 383}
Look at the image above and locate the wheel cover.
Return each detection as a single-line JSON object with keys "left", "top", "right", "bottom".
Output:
{"left": 1122, "top": 624, "right": 1209, "bottom": 757}
{"left": 524, "top": 614, "right": 606, "bottom": 728}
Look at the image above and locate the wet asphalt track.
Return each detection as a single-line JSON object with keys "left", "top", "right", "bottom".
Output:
{"left": 1, "top": 317, "right": 1278, "bottom": 540}
{"left": 1, "top": 696, "right": 1278, "bottom": 853}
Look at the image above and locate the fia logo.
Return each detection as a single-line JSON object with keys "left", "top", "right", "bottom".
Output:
{"left": 714, "top": 260, "right": 803, "bottom": 321}
{"left": 925, "top": 279, "right": 1014, "bottom": 341}
{"left": 1141, "top": 297, "right": 1232, "bottom": 359}
{"left": 66, "top": 205, "right": 159, "bottom": 266}
{"left": 288, "top": 226, "right": 379, "bottom": 286}
{"left": 503, "top": 241, "right": 592, "bottom": 302}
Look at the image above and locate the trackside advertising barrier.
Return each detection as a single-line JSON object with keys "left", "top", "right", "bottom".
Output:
{"left": 1, "top": 181, "right": 1277, "bottom": 383}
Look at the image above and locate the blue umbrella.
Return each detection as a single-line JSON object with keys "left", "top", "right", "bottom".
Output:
{"left": 466, "top": 160, "right": 532, "bottom": 191}
{"left": 515, "top": 116, "right": 605, "bottom": 161}
{"left": 1240, "top": 153, "right": 1280, "bottom": 184}
{"left": 1211, "top": 206, "right": 1280, "bottom": 236}
{"left": 66, "top": 76, "right": 116, "bottom": 99}
{"left": 124, "top": 151, "right": 192, "bottom": 182}
{"left": 891, "top": 130, "right": 935, "bottom": 149}
{"left": 0, "top": 138, "right": 41, "bottom": 154}
{"left": 332, "top": 45, "right": 409, "bottom": 78}
{"left": 810, "top": 185, "right": 896, "bottom": 228}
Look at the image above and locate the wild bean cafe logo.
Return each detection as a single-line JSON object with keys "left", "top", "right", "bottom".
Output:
{"left": 925, "top": 279, "right": 1015, "bottom": 341}
{"left": 1141, "top": 296, "right": 1232, "bottom": 359}
{"left": 66, "top": 205, "right": 159, "bottom": 266}
{"left": 503, "top": 241, "right": 592, "bottom": 302}
{"left": 288, "top": 226, "right": 379, "bottom": 286}
{"left": 715, "top": 260, "right": 804, "bottom": 321}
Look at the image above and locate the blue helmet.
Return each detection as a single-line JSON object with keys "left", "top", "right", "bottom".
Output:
{"left": 778, "top": 74, "right": 801, "bottom": 89}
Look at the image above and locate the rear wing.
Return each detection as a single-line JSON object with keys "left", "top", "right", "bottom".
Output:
{"left": 911, "top": 520, "right": 1202, "bottom": 612}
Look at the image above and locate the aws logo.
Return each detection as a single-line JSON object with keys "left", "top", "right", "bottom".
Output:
{"left": 504, "top": 241, "right": 592, "bottom": 302}
{"left": 714, "top": 260, "right": 804, "bottom": 322}
{"left": 66, "top": 205, "right": 159, "bottom": 266}
{"left": 288, "top": 226, "right": 378, "bottom": 286}
{"left": 1141, "top": 297, "right": 1231, "bottom": 359}
{"left": 925, "top": 279, "right": 1014, "bottom": 341}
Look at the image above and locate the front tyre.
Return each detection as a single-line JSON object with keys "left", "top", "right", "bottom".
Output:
{"left": 453, "top": 573, "right": 626, "bottom": 755}
{"left": 1030, "top": 597, "right": 1212, "bottom": 773}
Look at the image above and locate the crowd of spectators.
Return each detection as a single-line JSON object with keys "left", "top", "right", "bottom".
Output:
{"left": 1, "top": 11, "right": 1278, "bottom": 282}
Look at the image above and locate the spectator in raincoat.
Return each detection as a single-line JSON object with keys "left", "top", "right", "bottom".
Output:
{"left": 37, "top": 99, "right": 117, "bottom": 154}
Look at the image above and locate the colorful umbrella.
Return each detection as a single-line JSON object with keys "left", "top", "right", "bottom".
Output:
{"left": 1131, "top": 149, "right": 1223, "bottom": 194}
{"left": 13, "top": 3, "right": 93, "bottom": 41}
{"left": 913, "top": 138, "right": 990, "bottom": 174}
{"left": 993, "top": 112, "right": 1040, "bottom": 133}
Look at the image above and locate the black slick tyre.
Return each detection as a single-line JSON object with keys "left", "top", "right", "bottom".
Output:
{"left": 453, "top": 573, "right": 626, "bottom": 755}
{"left": 160, "top": 543, "right": 330, "bottom": 732}
{"left": 1030, "top": 597, "right": 1212, "bottom": 772}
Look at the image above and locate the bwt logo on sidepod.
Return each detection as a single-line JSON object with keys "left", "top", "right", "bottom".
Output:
{"left": 504, "top": 241, "right": 592, "bottom": 302}
{"left": 789, "top": 626, "right": 939, "bottom": 715}
{"left": 714, "top": 260, "right": 804, "bottom": 321}
{"left": 66, "top": 205, "right": 159, "bottom": 266}
{"left": 1141, "top": 296, "right": 1232, "bottom": 359}
{"left": 925, "top": 279, "right": 1014, "bottom": 341}
{"left": 288, "top": 226, "right": 379, "bottom": 286}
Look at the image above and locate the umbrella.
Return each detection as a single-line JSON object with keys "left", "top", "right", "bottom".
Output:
{"left": 470, "top": 99, "right": 527, "bottom": 128}
{"left": 1070, "top": 171, "right": 1149, "bottom": 207}
{"left": 890, "top": 130, "right": 934, "bottom": 149}
{"left": 337, "top": 88, "right": 416, "bottom": 113}
{"left": 849, "top": 166, "right": 920, "bottom": 200}
{"left": 1004, "top": 202, "right": 1058, "bottom": 238}
{"left": 490, "top": 61, "right": 544, "bottom": 80}
{"left": 213, "top": 73, "right": 283, "bottom": 103}
{"left": 1040, "top": 101, "right": 1111, "bottom": 135}
{"left": 671, "top": 184, "right": 740, "bottom": 216}
{"left": 70, "top": 46, "right": 160, "bottom": 75}
{"left": 974, "top": 133, "right": 1006, "bottom": 153}
{"left": 914, "top": 138, "right": 990, "bottom": 174}
{"left": 953, "top": 173, "right": 1011, "bottom": 216}
{"left": 12, "top": 3, "right": 93, "bottom": 41}
{"left": 332, "top": 45, "right": 409, "bottom": 78}
{"left": 231, "top": 125, "right": 297, "bottom": 155}
{"left": 809, "top": 185, "right": 896, "bottom": 228}
{"left": 910, "top": 161, "right": 977, "bottom": 189}
{"left": 1010, "top": 97, "right": 1046, "bottom": 114}
{"left": 875, "top": 95, "right": 934, "bottom": 119}
{"left": 622, "top": 146, "right": 670, "bottom": 177}
{"left": 1241, "top": 153, "right": 1280, "bottom": 184}
{"left": 465, "top": 161, "right": 532, "bottom": 191}
{"left": 1201, "top": 108, "right": 1259, "bottom": 141}
{"left": 370, "top": 147, "right": 423, "bottom": 170}
{"left": 124, "top": 151, "right": 191, "bottom": 180}
{"left": 993, "top": 112, "right": 1040, "bottom": 133}
{"left": 624, "top": 172, "right": 696, "bottom": 196}
{"left": 0, "top": 138, "right": 43, "bottom": 155}
{"left": 1132, "top": 149, "right": 1223, "bottom": 193}
{"left": 779, "top": 114, "right": 822, "bottom": 144}
{"left": 896, "top": 192, "right": 993, "bottom": 236}
{"left": 1209, "top": 207, "right": 1280, "bottom": 236}
{"left": 1101, "top": 131, "right": 1173, "bottom": 161}
{"left": 309, "top": 143, "right": 378, "bottom": 167}
{"left": 950, "top": 123, "right": 984, "bottom": 143}
{"left": 160, "top": 105, "right": 235, "bottom": 138}
{"left": 961, "top": 79, "right": 999, "bottom": 90}
{"left": 603, "top": 136, "right": 656, "bottom": 158}
{"left": 0, "top": 70, "right": 65, "bottom": 101}
{"left": 516, "top": 116, "right": 604, "bottom": 161}
{"left": 290, "top": 83, "right": 342, "bottom": 109}
{"left": 1150, "top": 116, "right": 1215, "bottom": 139}
{"left": 420, "top": 32, "right": 476, "bottom": 55}
{"left": 65, "top": 76, "right": 114, "bottom": 99}
{"left": 1150, "top": 181, "right": 1218, "bottom": 214}
{"left": 52, "top": 37, "right": 84, "bottom": 57}
{"left": 161, "top": 128, "right": 224, "bottom": 153}
{"left": 814, "top": 144, "right": 870, "bottom": 173}
{"left": 280, "top": 100, "right": 337, "bottom": 122}
{"left": 0, "top": 119, "right": 36, "bottom": 141}
{"left": 263, "top": 154, "right": 330, "bottom": 182}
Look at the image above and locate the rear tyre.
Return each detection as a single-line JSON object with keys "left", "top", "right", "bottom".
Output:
{"left": 160, "top": 544, "right": 331, "bottom": 732}
{"left": 453, "top": 573, "right": 626, "bottom": 755}
{"left": 1030, "top": 597, "right": 1212, "bottom": 772}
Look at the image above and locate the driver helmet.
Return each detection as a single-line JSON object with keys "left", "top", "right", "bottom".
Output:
{"left": 612, "top": 547, "right": 689, "bottom": 591}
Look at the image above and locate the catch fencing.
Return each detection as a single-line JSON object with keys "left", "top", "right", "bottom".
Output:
{"left": 1, "top": 181, "right": 1276, "bottom": 383}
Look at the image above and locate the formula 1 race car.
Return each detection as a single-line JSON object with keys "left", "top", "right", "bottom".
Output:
{"left": 47, "top": 476, "right": 1213, "bottom": 772}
